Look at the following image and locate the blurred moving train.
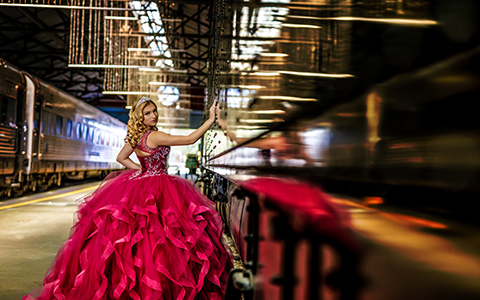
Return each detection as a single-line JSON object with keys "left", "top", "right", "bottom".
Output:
{"left": 310, "top": 45, "right": 480, "bottom": 196}
{"left": 0, "top": 62, "right": 126, "bottom": 198}
{"left": 200, "top": 0, "right": 480, "bottom": 295}
{"left": 207, "top": 46, "right": 480, "bottom": 198}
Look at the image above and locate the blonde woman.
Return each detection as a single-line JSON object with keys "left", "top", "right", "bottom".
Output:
{"left": 25, "top": 97, "right": 232, "bottom": 300}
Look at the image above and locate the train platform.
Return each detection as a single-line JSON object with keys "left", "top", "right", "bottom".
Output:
{"left": 2, "top": 184, "right": 480, "bottom": 300}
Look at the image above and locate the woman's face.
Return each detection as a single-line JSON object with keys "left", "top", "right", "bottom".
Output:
{"left": 142, "top": 103, "right": 158, "bottom": 129}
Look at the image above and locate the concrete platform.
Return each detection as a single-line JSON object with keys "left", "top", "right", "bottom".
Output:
{"left": 0, "top": 183, "right": 99, "bottom": 300}
{"left": 3, "top": 184, "right": 480, "bottom": 300}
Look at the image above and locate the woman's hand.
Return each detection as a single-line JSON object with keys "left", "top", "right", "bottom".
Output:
{"left": 209, "top": 100, "right": 218, "bottom": 121}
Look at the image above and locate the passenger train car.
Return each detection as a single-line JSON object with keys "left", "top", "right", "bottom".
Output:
{"left": 0, "top": 62, "right": 126, "bottom": 198}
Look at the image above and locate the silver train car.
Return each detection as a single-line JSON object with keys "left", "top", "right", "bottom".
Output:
{"left": 0, "top": 62, "right": 126, "bottom": 198}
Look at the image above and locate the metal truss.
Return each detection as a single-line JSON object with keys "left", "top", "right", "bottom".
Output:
{"left": 0, "top": 1, "right": 215, "bottom": 108}
{"left": 0, "top": 6, "right": 110, "bottom": 102}
{"left": 156, "top": 1, "right": 211, "bottom": 88}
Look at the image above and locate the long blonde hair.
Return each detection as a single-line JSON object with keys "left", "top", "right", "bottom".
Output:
{"left": 125, "top": 97, "right": 158, "bottom": 147}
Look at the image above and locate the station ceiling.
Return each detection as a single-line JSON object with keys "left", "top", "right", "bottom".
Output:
{"left": 0, "top": 1, "right": 211, "bottom": 110}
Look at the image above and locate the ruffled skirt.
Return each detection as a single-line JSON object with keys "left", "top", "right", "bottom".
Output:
{"left": 23, "top": 170, "right": 232, "bottom": 300}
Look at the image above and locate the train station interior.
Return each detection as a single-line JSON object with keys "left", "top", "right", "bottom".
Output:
{"left": 2, "top": 0, "right": 480, "bottom": 299}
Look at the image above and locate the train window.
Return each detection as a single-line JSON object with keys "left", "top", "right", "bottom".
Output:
{"left": 84, "top": 125, "right": 89, "bottom": 141}
{"left": 66, "top": 120, "right": 72, "bottom": 137}
{"left": 0, "top": 94, "right": 15, "bottom": 125}
{"left": 34, "top": 96, "right": 41, "bottom": 130}
{"left": 41, "top": 111, "right": 49, "bottom": 134}
{"left": 56, "top": 116, "right": 63, "bottom": 135}
{"left": 90, "top": 128, "right": 95, "bottom": 142}
{"left": 50, "top": 114, "right": 55, "bottom": 134}
{"left": 94, "top": 129, "right": 99, "bottom": 144}
{"left": 76, "top": 123, "right": 82, "bottom": 139}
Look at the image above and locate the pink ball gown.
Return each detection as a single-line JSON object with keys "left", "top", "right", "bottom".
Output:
{"left": 24, "top": 130, "right": 232, "bottom": 300}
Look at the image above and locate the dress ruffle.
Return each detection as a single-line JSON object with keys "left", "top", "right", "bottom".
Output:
{"left": 24, "top": 170, "right": 232, "bottom": 300}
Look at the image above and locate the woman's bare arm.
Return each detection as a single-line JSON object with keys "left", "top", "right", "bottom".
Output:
{"left": 116, "top": 143, "right": 141, "bottom": 170}
{"left": 147, "top": 101, "right": 217, "bottom": 147}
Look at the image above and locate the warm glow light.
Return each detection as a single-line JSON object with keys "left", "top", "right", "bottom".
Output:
{"left": 239, "top": 118, "right": 284, "bottom": 123}
{"left": 279, "top": 70, "right": 354, "bottom": 78}
{"left": 245, "top": 110, "right": 286, "bottom": 114}
{"left": 127, "top": 48, "right": 152, "bottom": 51}
{"left": 125, "top": 106, "right": 132, "bottom": 109}
{"left": 139, "top": 68, "right": 160, "bottom": 72}
{"left": 149, "top": 82, "right": 191, "bottom": 86}
{"left": 258, "top": 96, "right": 317, "bottom": 102}
{"left": 287, "top": 15, "right": 438, "bottom": 26}
{"left": 0, "top": 3, "right": 138, "bottom": 10}
{"left": 69, "top": 64, "right": 141, "bottom": 68}
{"left": 282, "top": 23, "right": 322, "bottom": 29}
{"left": 226, "top": 85, "right": 265, "bottom": 89}
{"left": 105, "top": 16, "right": 138, "bottom": 20}
{"left": 363, "top": 197, "right": 383, "bottom": 205}
{"left": 240, "top": 72, "right": 281, "bottom": 76}
{"left": 384, "top": 213, "right": 447, "bottom": 229}
{"left": 232, "top": 125, "right": 267, "bottom": 129}
{"left": 139, "top": 68, "right": 188, "bottom": 73}
{"left": 259, "top": 53, "right": 289, "bottom": 57}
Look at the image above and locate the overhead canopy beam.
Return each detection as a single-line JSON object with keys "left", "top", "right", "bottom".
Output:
{"left": 17, "top": 8, "right": 68, "bottom": 51}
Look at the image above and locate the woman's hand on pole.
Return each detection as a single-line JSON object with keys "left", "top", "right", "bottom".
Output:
{"left": 209, "top": 99, "right": 218, "bottom": 121}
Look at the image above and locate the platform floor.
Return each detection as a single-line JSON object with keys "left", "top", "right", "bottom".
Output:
{"left": 2, "top": 184, "right": 480, "bottom": 299}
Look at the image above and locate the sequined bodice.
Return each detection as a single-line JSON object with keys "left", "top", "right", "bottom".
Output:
{"left": 130, "top": 131, "right": 170, "bottom": 179}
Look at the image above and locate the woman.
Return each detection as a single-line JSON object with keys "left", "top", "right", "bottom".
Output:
{"left": 24, "top": 97, "right": 232, "bottom": 300}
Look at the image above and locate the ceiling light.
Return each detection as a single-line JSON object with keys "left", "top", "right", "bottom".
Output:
{"left": 258, "top": 96, "right": 317, "bottom": 102}
{"left": 279, "top": 70, "right": 354, "bottom": 78}
{"left": 245, "top": 110, "right": 286, "bottom": 114}
{"left": 281, "top": 23, "right": 322, "bottom": 29}
{"left": 286, "top": 15, "right": 437, "bottom": 26}
{"left": 127, "top": 48, "right": 152, "bottom": 51}
{"left": 105, "top": 16, "right": 138, "bottom": 20}
{"left": 259, "top": 53, "right": 289, "bottom": 57}
{"left": 149, "top": 82, "right": 191, "bottom": 86}
{"left": 69, "top": 64, "right": 141, "bottom": 68}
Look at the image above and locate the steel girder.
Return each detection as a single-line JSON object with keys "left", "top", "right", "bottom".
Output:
{"left": 0, "top": 7, "right": 107, "bottom": 102}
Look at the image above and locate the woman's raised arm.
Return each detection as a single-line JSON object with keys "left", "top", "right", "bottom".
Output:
{"left": 147, "top": 100, "right": 218, "bottom": 147}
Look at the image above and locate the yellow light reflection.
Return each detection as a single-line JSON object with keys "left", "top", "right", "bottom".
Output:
{"left": 258, "top": 96, "right": 317, "bottom": 102}
{"left": 286, "top": 15, "right": 438, "bottom": 26}
{"left": 279, "top": 70, "right": 354, "bottom": 78}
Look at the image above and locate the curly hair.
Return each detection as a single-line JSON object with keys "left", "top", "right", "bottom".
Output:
{"left": 125, "top": 97, "right": 158, "bottom": 148}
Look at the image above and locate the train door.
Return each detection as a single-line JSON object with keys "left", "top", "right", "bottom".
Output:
{"left": 31, "top": 94, "right": 43, "bottom": 173}
{"left": 23, "top": 74, "right": 35, "bottom": 175}
{"left": 15, "top": 83, "right": 25, "bottom": 184}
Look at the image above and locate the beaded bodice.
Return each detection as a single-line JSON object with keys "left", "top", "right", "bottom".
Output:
{"left": 130, "top": 131, "right": 170, "bottom": 179}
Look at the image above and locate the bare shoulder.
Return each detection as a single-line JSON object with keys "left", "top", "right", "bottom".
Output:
{"left": 149, "top": 130, "right": 170, "bottom": 139}
{"left": 148, "top": 129, "right": 191, "bottom": 147}
{"left": 147, "top": 130, "right": 170, "bottom": 147}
